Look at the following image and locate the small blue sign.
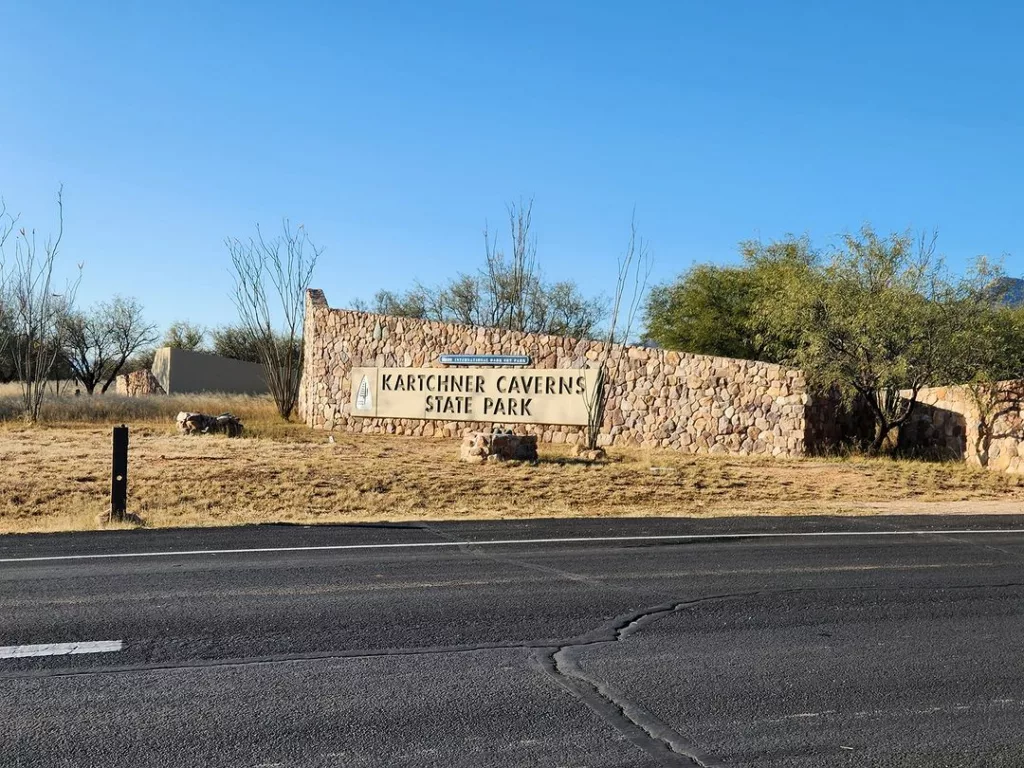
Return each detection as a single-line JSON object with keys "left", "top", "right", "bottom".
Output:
{"left": 439, "top": 354, "right": 531, "bottom": 366}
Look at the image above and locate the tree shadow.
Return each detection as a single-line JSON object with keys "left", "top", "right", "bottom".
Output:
{"left": 897, "top": 402, "right": 968, "bottom": 461}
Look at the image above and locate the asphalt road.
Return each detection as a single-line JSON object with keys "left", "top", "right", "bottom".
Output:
{"left": 2, "top": 515, "right": 1024, "bottom": 767}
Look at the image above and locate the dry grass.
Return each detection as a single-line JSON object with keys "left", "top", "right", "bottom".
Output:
{"left": 0, "top": 391, "right": 294, "bottom": 435}
{"left": 1, "top": 402, "right": 1023, "bottom": 534}
{"left": 0, "top": 380, "right": 79, "bottom": 405}
{"left": 0, "top": 380, "right": 78, "bottom": 396}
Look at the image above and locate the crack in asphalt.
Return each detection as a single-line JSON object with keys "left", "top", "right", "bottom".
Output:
{"left": 8, "top": 581, "right": 1022, "bottom": 682}
{"left": 533, "top": 577, "right": 1024, "bottom": 766}
{"left": 417, "top": 521, "right": 732, "bottom": 763}
{"left": 415, "top": 522, "right": 1024, "bottom": 766}
{"left": 533, "top": 594, "right": 752, "bottom": 768}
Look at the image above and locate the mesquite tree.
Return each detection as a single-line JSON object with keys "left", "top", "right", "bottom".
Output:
{"left": 749, "top": 227, "right": 1011, "bottom": 455}
{"left": 947, "top": 275, "right": 1024, "bottom": 465}
{"left": 227, "top": 220, "right": 322, "bottom": 420}
{"left": 62, "top": 296, "right": 158, "bottom": 394}
{"left": 580, "top": 212, "right": 653, "bottom": 451}
{"left": 162, "top": 320, "right": 207, "bottom": 351}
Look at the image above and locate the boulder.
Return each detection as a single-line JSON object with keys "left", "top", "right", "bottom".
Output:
{"left": 176, "top": 412, "right": 244, "bottom": 438}
{"left": 569, "top": 442, "right": 607, "bottom": 462}
{"left": 459, "top": 431, "right": 538, "bottom": 463}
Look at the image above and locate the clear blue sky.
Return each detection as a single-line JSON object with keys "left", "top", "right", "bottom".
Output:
{"left": 2, "top": 1, "right": 1022, "bottom": 333}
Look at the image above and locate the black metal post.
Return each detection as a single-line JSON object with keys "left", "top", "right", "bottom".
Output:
{"left": 111, "top": 425, "right": 128, "bottom": 521}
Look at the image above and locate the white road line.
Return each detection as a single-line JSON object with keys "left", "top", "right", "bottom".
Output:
{"left": 0, "top": 641, "right": 123, "bottom": 659}
{"left": 0, "top": 529, "right": 1023, "bottom": 564}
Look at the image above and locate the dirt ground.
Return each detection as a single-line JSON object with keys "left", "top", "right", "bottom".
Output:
{"left": 2, "top": 421, "right": 1023, "bottom": 535}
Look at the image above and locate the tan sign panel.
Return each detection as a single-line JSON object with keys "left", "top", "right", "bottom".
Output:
{"left": 350, "top": 367, "right": 598, "bottom": 426}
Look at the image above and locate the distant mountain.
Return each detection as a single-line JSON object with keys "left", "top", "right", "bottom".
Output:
{"left": 988, "top": 276, "right": 1024, "bottom": 307}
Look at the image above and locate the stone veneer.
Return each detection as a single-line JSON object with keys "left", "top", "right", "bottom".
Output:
{"left": 115, "top": 369, "right": 165, "bottom": 397}
{"left": 299, "top": 290, "right": 811, "bottom": 457}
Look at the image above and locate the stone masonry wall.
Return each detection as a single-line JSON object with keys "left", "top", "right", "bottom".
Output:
{"left": 299, "top": 290, "right": 811, "bottom": 457}
{"left": 900, "top": 382, "right": 1024, "bottom": 473}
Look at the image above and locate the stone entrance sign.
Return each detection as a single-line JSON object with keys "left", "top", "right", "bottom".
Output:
{"left": 303, "top": 290, "right": 812, "bottom": 455}
{"left": 350, "top": 367, "right": 598, "bottom": 426}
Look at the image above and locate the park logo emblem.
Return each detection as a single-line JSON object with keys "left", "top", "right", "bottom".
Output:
{"left": 355, "top": 375, "right": 373, "bottom": 412}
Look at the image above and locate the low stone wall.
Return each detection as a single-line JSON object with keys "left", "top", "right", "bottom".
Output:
{"left": 115, "top": 369, "right": 165, "bottom": 397}
{"left": 900, "top": 382, "right": 1024, "bottom": 473}
{"left": 299, "top": 290, "right": 810, "bottom": 457}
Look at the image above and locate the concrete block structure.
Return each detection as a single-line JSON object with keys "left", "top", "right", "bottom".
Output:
{"left": 152, "top": 347, "right": 270, "bottom": 395}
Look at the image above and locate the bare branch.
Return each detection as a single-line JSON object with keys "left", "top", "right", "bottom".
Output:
{"left": 580, "top": 209, "right": 654, "bottom": 450}
{"left": 228, "top": 219, "right": 322, "bottom": 420}
{"left": 374, "top": 199, "right": 604, "bottom": 339}
{"left": 3, "top": 186, "right": 80, "bottom": 420}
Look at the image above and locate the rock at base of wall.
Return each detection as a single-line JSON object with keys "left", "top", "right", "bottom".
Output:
{"left": 176, "top": 411, "right": 245, "bottom": 438}
{"left": 460, "top": 432, "right": 539, "bottom": 463}
{"left": 569, "top": 442, "right": 607, "bottom": 462}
